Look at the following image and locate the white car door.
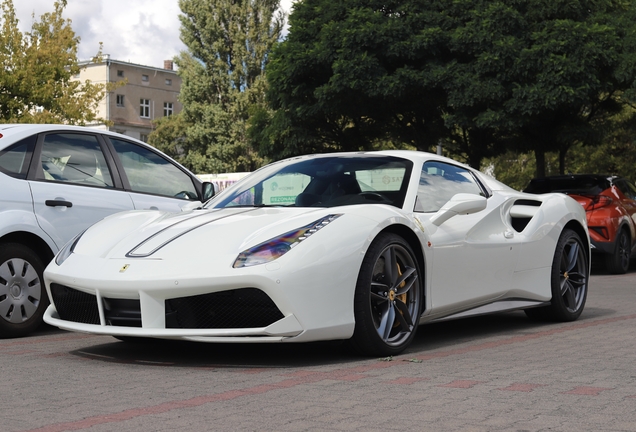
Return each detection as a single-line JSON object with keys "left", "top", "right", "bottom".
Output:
{"left": 414, "top": 161, "right": 519, "bottom": 314}
{"left": 107, "top": 137, "right": 200, "bottom": 212}
{"left": 29, "top": 132, "right": 135, "bottom": 249}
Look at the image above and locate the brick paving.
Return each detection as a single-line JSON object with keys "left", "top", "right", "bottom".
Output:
{"left": 1, "top": 269, "right": 636, "bottom": 431}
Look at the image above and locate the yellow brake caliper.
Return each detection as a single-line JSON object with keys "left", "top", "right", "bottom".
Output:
{"left": 393, "top": 263, "right": 407, "bottom": 327}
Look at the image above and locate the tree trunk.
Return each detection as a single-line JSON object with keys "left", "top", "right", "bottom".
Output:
{"left": 559, "top": 148, "right": 567, "bottom": 174}
{"left": 535, "top": 149, "right": 546, "bottom": 178}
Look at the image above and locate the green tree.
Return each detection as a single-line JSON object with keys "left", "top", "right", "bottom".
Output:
{"left": 261, "top": 0, "right": 636, "bottom": 174}
{"left": 0, "top": 0, "right": 109, "bottom": 124}
{"left": 150, "top": 0, "right": 284, "bottom": 174}
{"left": 261, "top": 1, "right": 448, "bottom": 160}
{"left": 489, "top": 105, "right": 636, "bottom": 190}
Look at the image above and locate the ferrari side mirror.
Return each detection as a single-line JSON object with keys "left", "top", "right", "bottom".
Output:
{"left": 430, "top": 193, "right": 487, "bottom": 226}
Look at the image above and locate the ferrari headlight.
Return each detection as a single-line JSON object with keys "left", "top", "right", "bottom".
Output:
{"left": 233, "top": 214, "right": 342, "bottom": 268}
{"left": 54, "top": 230, "right": 86, "bottom": 266}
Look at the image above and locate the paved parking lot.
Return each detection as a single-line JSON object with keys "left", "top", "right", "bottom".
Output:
{"left": 2, "top": 266, "right": 636, "bottom": 432}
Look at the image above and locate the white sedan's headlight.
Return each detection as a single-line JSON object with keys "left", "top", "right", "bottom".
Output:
{"left": 233, "top": 214, "right": 342, "bottom": 268}
{"left": 54, "top": 230, "right": 86, "bottom": 266}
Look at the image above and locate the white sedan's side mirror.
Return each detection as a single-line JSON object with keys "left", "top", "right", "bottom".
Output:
{"left": 430, "top": 193, "right": 487, "bottom": 226}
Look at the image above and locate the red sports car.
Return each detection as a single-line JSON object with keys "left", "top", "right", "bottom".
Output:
{"left": 525, "top": 174, "right": 636, "bottom": 274}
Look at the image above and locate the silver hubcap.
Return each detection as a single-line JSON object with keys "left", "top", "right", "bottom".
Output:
{"left": 0, "top": 258, "right": 41, "bottom": 323}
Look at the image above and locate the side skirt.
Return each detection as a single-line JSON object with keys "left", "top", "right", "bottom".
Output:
{"left": 426, "top": 300, "right": 550, "bottom": 323}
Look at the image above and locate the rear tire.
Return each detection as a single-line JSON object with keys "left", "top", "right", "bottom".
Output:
{"left": 0, "top": 243, "right": 49, "bottom": 338}
{"left": 349, "top": 233, "right": 423, "bottom": 356}
{"left": 525, "top": 229, "right": 588, "bottom": 321}
{"left": 605, "top": 229, "right": 630, "bottom": 274}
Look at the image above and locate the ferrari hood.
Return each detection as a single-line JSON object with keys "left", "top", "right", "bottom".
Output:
{"left": 71, "top": 207, "right": 346, "bottom": 262}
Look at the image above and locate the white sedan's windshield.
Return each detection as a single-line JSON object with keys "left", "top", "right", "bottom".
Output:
{"left": 209, "top": 155, "right": 413, "bottom": 209}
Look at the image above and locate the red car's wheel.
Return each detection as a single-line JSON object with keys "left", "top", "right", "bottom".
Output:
{"left": 605, "top": 229, "right": 631, "bottom": 274}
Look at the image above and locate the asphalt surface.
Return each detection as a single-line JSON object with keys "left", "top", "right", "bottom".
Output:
{"left": 1, "top": 264, "right": 635, "bottom": 432}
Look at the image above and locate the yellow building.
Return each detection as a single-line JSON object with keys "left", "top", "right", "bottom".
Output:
{"left": 77, "top": 56, "right": 181, "bottom": 142}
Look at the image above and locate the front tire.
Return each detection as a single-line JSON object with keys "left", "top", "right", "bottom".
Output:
{"left": 350, "top": 233, "right": 422, "bottom": 356}
{"left": 525, "top": 229, "right": 588, "bottom": 321}
{"left": 605, "top": 228, "right": 630, "bottom": 274}
{"left": 0, "top": 243, "right": 49, "bottom": 338}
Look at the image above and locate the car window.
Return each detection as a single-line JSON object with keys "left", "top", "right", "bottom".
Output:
{"left": 0, "top": 135, "right": 35, "bottom": 179}
{"left": 35, "top": 133, "right": 114, "bottom": 187}
{"left": 214, "top": 156, "right": 412, "bottom": 209}
{"left": 615, "top": 179, "right": 636, "bottom": 200}
{"left": 109, "top": 138, "right": 198, "bottom": 200}
{"left": 415, "top": 161, "right": 484, "bottom": 213}
{"left": 626, "top": 181, "right": 636, "bottom": 200}
{"left": 261, "top": 173, "right": 312, "bottom": 205}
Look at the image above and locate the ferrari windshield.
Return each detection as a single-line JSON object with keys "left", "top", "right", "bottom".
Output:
{"left": 209, "top": 155, "right": 413, "bottom": 209}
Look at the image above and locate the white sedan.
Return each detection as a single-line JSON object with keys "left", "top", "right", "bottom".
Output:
{"left": 0, "top": 124, "right": 214, "bottom": 337}
{"left": 43, "top": 151, "right": 590, "bottom": 356}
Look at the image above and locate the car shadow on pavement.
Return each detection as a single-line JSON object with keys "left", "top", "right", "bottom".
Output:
{"left": 70, "top": 337, "right": 360, "bottom": 368}
{"left": 403, "top": 306, "right": 617, "bottom": 356}
{"left": 66, "top": 305, "right": 615, "bottom": 368}
{"left": 590, "top": 257, "right": 636, "bottom": 275}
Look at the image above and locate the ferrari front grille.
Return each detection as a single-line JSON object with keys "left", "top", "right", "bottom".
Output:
{"left": 165, "top": 288, "right": 284, "bottom": 329}
{"left": 103, "top": 298, "right": 141, "bottom": 327}
{"left": 50, "top": 284, "right": 100, "bottom": 325}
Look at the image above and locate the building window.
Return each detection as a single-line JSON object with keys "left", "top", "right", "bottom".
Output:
{"left": 140, "top": 134, "right": 149, "bottom": 143}
{"left": 117, "top": 70, "right": 124, "bottom": 77}
{"left": 140, "top": 99, "right": 150, "bottom": 118}
{"left": 142, "top": 74, "right": 149, "bottom": 82}
{"left": 165, "top": 78, "right": 172, "bottom": 86}
{"left": 116, "top": 94, "right": 125, "bottom": 107}
{"left": 163, "top": 102, "right": 173, "bottom": 117}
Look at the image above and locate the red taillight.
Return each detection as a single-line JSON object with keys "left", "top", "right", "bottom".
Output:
{"left": 0, "top": 133, "right": 3, "bottom": 138}
{"left": 587, "top": 195, "right": 613, "bottom": 211}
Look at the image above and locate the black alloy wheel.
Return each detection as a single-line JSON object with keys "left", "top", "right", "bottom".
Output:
{"left": 526, "top": 229, "right": 589, "bottom": 321}
{"left": 350, "top": 233, "right": 422, "bottom": 356}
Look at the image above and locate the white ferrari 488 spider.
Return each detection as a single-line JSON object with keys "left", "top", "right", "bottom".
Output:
{"left": 43, "top": 151, "right": 590, "bottom": 356}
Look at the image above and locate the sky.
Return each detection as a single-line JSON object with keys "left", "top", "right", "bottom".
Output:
{"left": 13, "top": 0, "right": 296, "bottom": 69}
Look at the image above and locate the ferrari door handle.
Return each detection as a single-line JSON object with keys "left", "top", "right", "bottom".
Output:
{"left": 45, "top": 200, "right": 73, "bottom": 208}
{"left": 504, "top": 229, "right": 514, "bottom": 239}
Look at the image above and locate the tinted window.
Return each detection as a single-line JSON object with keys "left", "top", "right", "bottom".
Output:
{"left": 214, "top": 156, "right": 413, "bottom": 209}
{"left": 415, "top": 161, "right": 484, "bottom": 213}
{"left": 36, "top": 133, "right": 114, "bottom": 187}
{"left": 110, "top": 139, "right": 198, "bottom": 200}
{"left": 615, "top": 179, "right": 636, "bottom": 200}
{"left": 0, "top": 135, "right": 35, "bottom": 179}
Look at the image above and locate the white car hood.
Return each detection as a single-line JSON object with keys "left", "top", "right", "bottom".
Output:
{"left": 72, "top": 207, "right": 344, "bottom": 261}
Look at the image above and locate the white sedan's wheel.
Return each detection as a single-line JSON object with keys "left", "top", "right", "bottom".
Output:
{"left": 526, "top": 229, "right": 588, "bottom": 321}
{"left": 351, "top": 233, "right": 422, "bottom": 356}
{"left": 0, "top": 243, "right": 48, "bottom": 337}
